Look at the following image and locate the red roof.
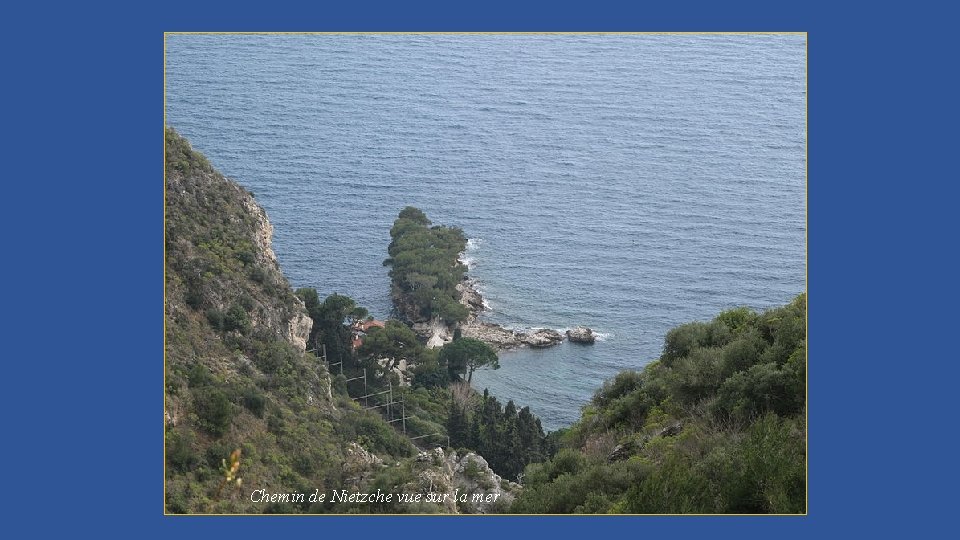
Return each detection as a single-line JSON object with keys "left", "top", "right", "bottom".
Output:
{"left": 350, "top": 320, "right": 385, "bottom": 349}
{"left": 358, "top": 320, "right": 385, "bottom": 332}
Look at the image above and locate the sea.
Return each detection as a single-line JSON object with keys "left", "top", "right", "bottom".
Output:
{"left": 165, "top": 34, "right": 806, "bottom": 430}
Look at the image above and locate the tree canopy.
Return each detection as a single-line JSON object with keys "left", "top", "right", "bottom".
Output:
{"left": 439, "top": 337, "right": 499, "bottom": 384}
{"left": 295, "top": 289, "right": 367, "bottom": 363}
{"left": 384, "top": 206, "right": 469, "bottom": 324}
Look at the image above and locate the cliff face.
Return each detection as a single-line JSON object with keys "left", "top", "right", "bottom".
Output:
{"left": 165, "top": 129, "right": 311, "bottom": 353}
{"left": 165, "top": 128, "right": 342, "bottom": 513}
{"left": 164, "top": 130, "right": 519, "bottom": 514}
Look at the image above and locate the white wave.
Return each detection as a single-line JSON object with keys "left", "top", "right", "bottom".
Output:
{"left": 592, "top": 331, "right": 613, "bottom": 342}
{"left": 459, "top": 238, "right": 484, "bottom": 269}
{"left": 553, "top": 327, "right": 613, "bottom": 341}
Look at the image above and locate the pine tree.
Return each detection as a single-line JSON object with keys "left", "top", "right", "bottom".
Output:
{"left": 447, "top": 399, "right": 469, "bottom": 448}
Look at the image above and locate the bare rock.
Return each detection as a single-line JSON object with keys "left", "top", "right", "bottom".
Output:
{"left": 456, "top": 281, "right": 486, "bottom": 311}
{"left": 608, "top": 442, "right": 635, "bottom": 462}
{"left": 659, "top": 421, "right": 683, "bottom": 438}
{"left": 459, "top": 321, "right": 524, "bottom": 350}
{"left": 343, "top": 442, "right": 385, "bottom": 488}
{"left": 566, "top": 326, "right": 596, "bottom": 344}
{"left": 452, "top": 451, "right": 519, "bottom": 513}
{"left": 286, "top": 306, "right": 313, "bottom": 352}
{"left": 522, "top": 328, "right": 564, "bottom": 348}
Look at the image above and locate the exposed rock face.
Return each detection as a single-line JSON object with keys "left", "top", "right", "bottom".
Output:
{"left": 344, "top": 442, "right": 385, "bottom": 488}
{"left": 238, "top": 190, "right": 279, "bottom": 268}
{"left": 659, "top": 421, "right": 683, "bottom": 438}
{"left": 566, "top": 326, "right": 596, "bottom": 344}
{"left": 459, "top": 321, "right": 524, "bottom": 349}
{"left": 407, "top": 447, "right": 519, "bottom": 514}
{"left": 376, "top": 357, "right": 412, "bottom": 386}
{"left": 522, "top": 328, "right": 564, "bottom": 348}
{"left": 608, "top": 442, "right": 634, "bottom": 462}
{"left": 452, "top": 452, "right": 518, "bottom": 514}
{"left": 286, "top": 307, "right": 313, "bottom": 352}
{"left": 414, "top": 318, "right": 453, "bottom": 349}
{"left": 457, "top": 280, "right": 486, "bottom": 310}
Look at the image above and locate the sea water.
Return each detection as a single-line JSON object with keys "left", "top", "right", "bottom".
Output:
{"left": 166, "top": 34, "right": 805, "bottom": 429}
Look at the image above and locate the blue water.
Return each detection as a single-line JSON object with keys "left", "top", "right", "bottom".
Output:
{"left": 166, "top": 34, "right": 806, "bottom": 430}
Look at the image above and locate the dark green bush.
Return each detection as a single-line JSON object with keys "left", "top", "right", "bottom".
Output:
{"left": 165, "top": 429, "right": 199, "bottom": 472}
{"left": 241, "top": 386, "right": 266, "bottom": 417}
{"left": 224, "top": 304, "right": 251, "bottom": 334}
{"left": 194, "top": 387, "right": 233, "bottom": 436}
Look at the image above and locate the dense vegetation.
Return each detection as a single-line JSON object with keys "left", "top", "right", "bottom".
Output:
{"left": 294, "top": 289, "right": 367, "bottom": 368}
{"left": 166, "top": 129, "right": 805, "bottom": 514}
{"left": 448, "top": 390, "right": 553, "bottom": 481}
{"left": 301, "top": 284, "right": 545, "bottom": 481}
{"left": 165, "top": 129, "right": 417, "bottom": 513}
{"left": 384, "top": 207, "right": 469, "bottom": 324}
{"left": 510, "top": 295, "right": 807, "bottom": 514}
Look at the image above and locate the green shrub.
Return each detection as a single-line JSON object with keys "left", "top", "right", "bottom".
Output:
{"left": 194, "top": 388, "right": 233, "bottom": 436}
{"left": 241, "top": 386, "right": 266, "bottom": 417}
{"left": 186, "top": 364, "right": 214, "bottom": 388}
{"left": 254, "top": 341, "right": 297, "bottom": 375}
{"left": 593, "top": 371, "right": 643, "bottom": 407}
{"left": 224, "top": 304, "right": 251, "bottom": 334}
{"left": 340, "top": 412, "right": 415, "bottom": 458}
{"left": 166, "top": 429, "right": 199, "bottom": 472}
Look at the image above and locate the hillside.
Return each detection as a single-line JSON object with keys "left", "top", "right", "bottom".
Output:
{"left": 509, "top": 295, "right": 807, "bottom": 514}
{"left": 164, "top": 128, "right": 805, "bottom": 514}
{"left": 165, "top": 129, "right": 421, "bottom": 513}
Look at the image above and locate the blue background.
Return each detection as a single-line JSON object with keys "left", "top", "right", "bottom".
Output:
{"left": 4, "top": 0, "right": 955, "bottom": 537}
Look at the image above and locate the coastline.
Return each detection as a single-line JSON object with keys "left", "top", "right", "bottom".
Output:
{"left": 412, "top": 276, "right": 566, "bottom": 351}
{"left": 456, "top": 279, "right": 567, "bottom": 351}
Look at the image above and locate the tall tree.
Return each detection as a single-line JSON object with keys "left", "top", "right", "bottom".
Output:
{"left": 439, "top": 337, "right": 499, "bottom": 384}
{"left": 447, "top": 399, "right": 470, "bottom": 448}
{"left": 357, "top": 320, "right": 423, "bottom": 378}
{"left": 296, "top": 290, "right": 364, "bottom": 366}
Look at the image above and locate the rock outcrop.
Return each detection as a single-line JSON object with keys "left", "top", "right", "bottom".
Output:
{"left": 456, "top": 280, "right": 486, "bottom": 310}
{"left": 286, "top": 308, "right": 313, "bottom": 352}
{"left": 344, "top": 442, "right": 386, "bottom": 488}
{"left": 566, "top": 326, "right": 596, "bottom": 344}
{"left": 522, "top": 328, "right": 564, "bottom": 348}
{"left": 414, "top": 318, "right": 453, "bottom": 349}
{"left": 458, "top": 321, "right": 563, "bottom": 350}
{"left": 406, "top": 447, "right": 520, "bottom": 514}
{"left": 458, "top": 321, "right": 524, "bottom": 349}
{"left": 454, "top": 279, "right": 567, "bottom": 350}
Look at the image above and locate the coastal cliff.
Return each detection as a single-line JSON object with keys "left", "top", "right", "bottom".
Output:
{"left": 166, "top": 129, "right": 502, "bottom": 514}
{"left": 165, "top": 128, "right": 312, "bottom": 354}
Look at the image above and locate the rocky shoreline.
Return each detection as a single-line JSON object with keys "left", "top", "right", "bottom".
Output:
{"left": 413, "top": 277, "right": 594, "bottom": 352}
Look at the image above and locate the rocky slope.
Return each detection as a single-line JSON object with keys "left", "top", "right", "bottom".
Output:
{"left": 164, "top": 128, "right": 515, "bottom": 514}
{"left": 165, "top": 127, "right": 349, "bottom": 513}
